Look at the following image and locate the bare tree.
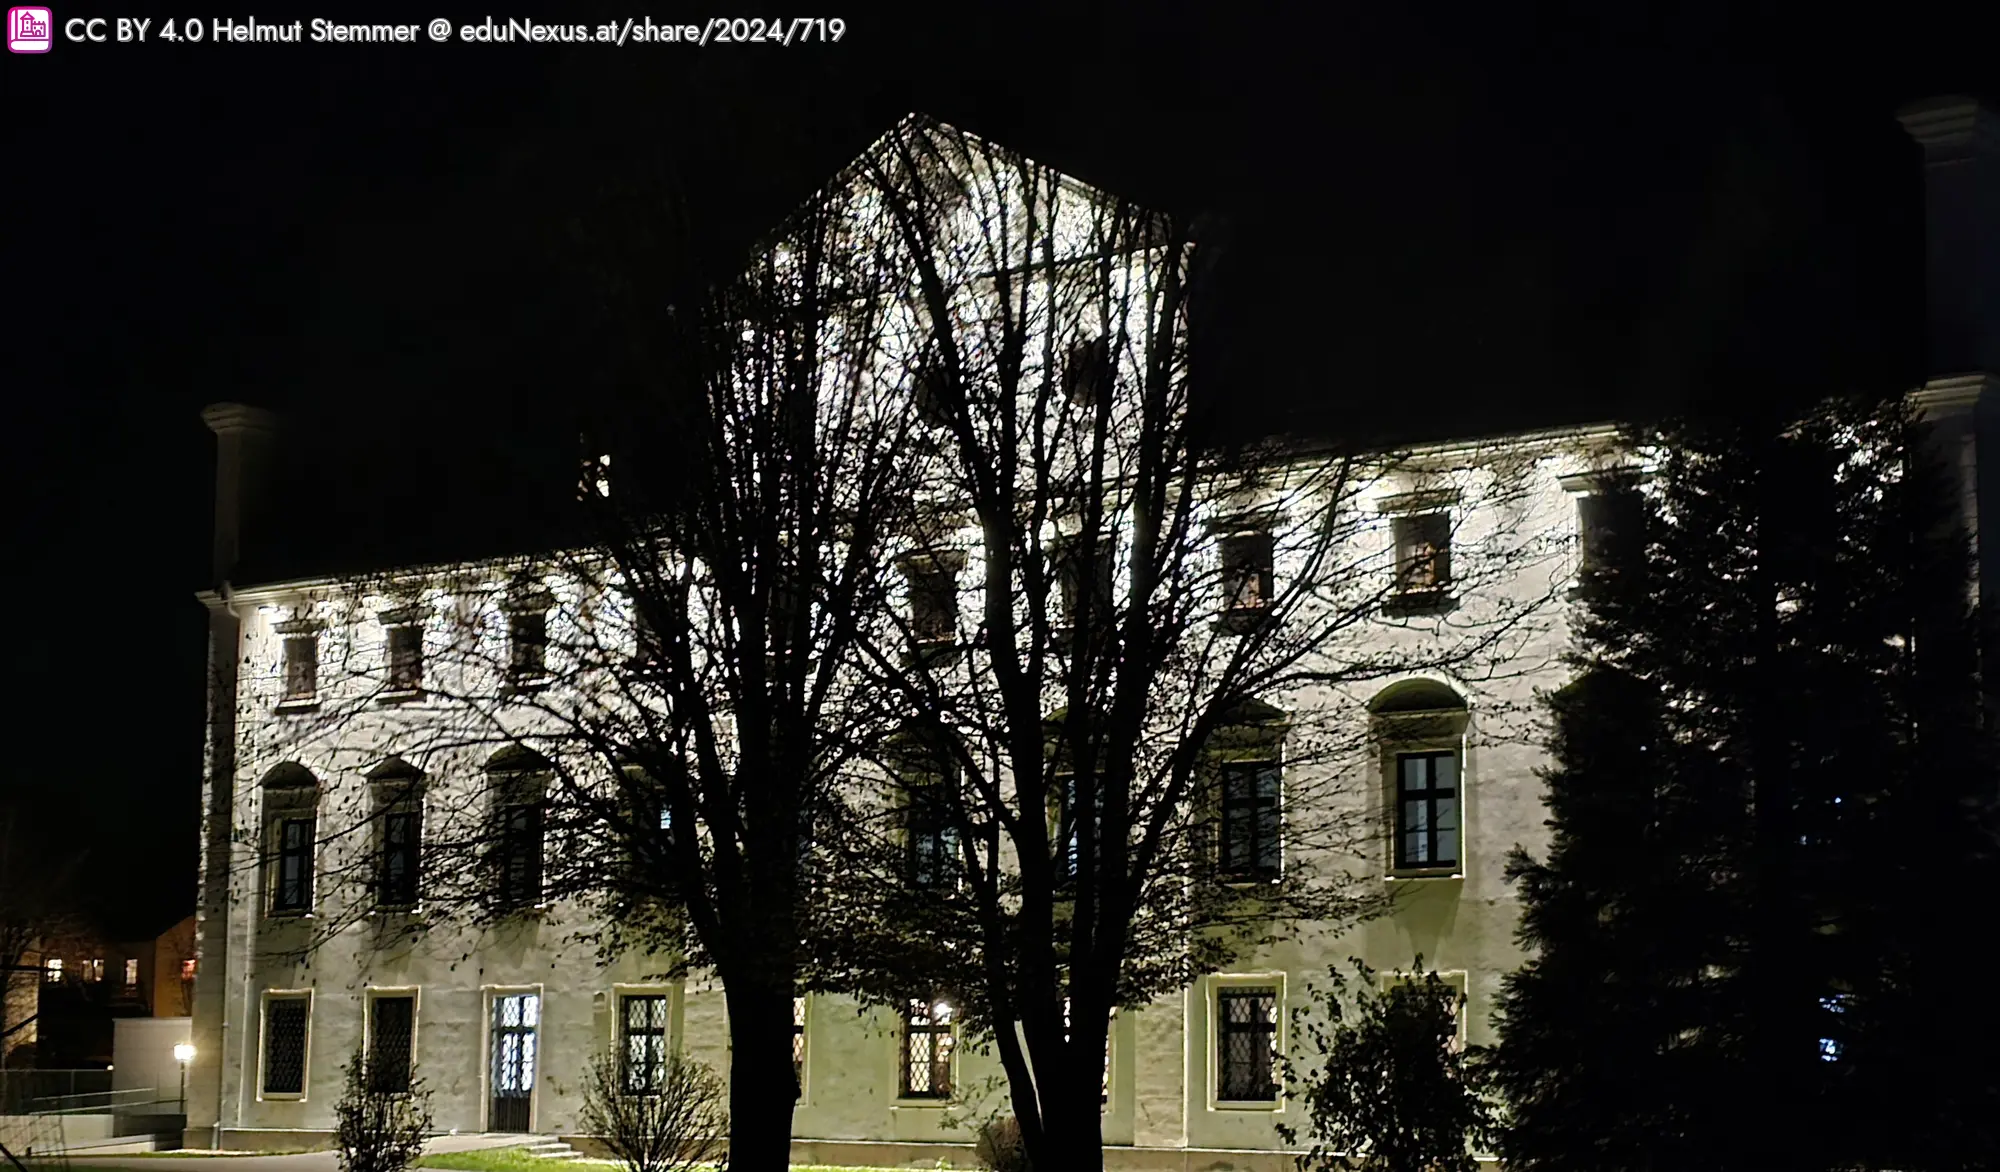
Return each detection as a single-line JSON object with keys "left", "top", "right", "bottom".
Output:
{"left": 577, "top": 1044, "right": 727, "bottom": 1172}
{"left": 793, "top": 119, "right": 1565, "bottom": 1170}
{"left": 224, "top": 179, "right": 923, "bottom": 1172}
{"left": 0, "top": 802, "right": 84, "bottom": 1072}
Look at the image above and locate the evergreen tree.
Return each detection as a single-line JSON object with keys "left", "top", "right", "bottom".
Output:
{"left": 1488, "top": 395, "right": 1999, "bottom": 1171}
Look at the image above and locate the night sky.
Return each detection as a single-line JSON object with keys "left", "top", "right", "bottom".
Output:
{"left": 7, "top": 3, "right": 1994, "bottom": 936}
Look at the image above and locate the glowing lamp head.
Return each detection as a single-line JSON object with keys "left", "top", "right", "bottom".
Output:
{"left": 174, "top": 1043, "right": 196, "bottom": 1063}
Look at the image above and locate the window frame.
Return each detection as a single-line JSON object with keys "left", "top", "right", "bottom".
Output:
{"left": 1393, "top": 749, "right": 1462, "bottom": 873}
{"left": 1055, "top": 536, "right": 1116, "bottom": 637}
{"left": 1391, "top": 511, "right": 1454, "bottom": 595}
{"left": 902, "top": 759, "right": 962, "bottom": 891}
{"left": 897, "top": 997, "right": 956, "bottom": 1102}
{"left": 1217, "top": 758, "right": 1284, "bottom": 883}
{"left": 1218, "top": 529, "right": 1277, "bottom": 630}
{"left": 383, "top": 621, "right": 424, "bottom": 694}
{"left": 619, "top": 991, "right": 671, "bottom": 1095}
{"left": 377, "top": 805, "right": 422, "bottom": 911}
{"left": 364, "top": 987, "right": 419, "bottom": 1095}
{"left": 507, "top": 609, "right": 550, "bottom": 683}
{"left": 495, "top": 800, "right": 546, "bottom": 911}
{"left": 279, "top": 631, "right": 319, "bottom": 707}
{"left": 258, "top": 989, "right": 314, "bottom": 1101}
{"left": 271, "top": 814, "right": 316, "bottom": 915}
{"left": 1209, "top": 975, "right": 1285, "bottom": 1110}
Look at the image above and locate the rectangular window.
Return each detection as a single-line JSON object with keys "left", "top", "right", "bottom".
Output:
{"left": 1395, "top": 751, "right": 1460, "bottom": 870}
{"left": 792, "top": 996, "right": 807, "bottom": 1097}
{"left": 273, "top": 817, "right": 315, "bottom": 913}
{"left": 906, "top": 567, "right": 958, "bottom": 647}
{"left": 379, "top": 808, "right": 421, "bottom": 909}
{"left": 368, "top": 994, "right": 415, "bottom": 1094}
{"left": 1576, "top": 490, "right": 1642, "bottom": 577}
{"left": 385, "top": 624, "right": 423, "bottom": 692}
{"left": 1392, "top": 512, "right": 1452, "bottom": 592}
{"left": 124, "top": 958, "right": 139, "bottom": 987}
{"left": 905, "top": 773, "right": 960, "bottom": 889}
{"left": 901, "top": 998, "right": 955, "bottom": 1099}
{"left": 262, "top": 995, "right": 310, "bottom": 1097}
{"left": 621, "top": 994, "right": 669, "bottom": 1094}
{"left": 282, "top": 635, "right": 318, "bottom": 703}
{"left": 1062, "top": 336, "right": 1110, "bottom": 407}
{"left": 1059, "top": 773, "right": 1106, "bottom": 881}
{"left": 43, "top": 958, "right": 61, "bottom": 983}
{"left": 1219, "top": 761, "right": 1282, "bottom": 881}
{"left": 509, "top": 611, "right": 548, "bottom": 679}
{"left": 498, "top": 803, "right": 544, "bottom": 908}
{"left": 1220, "top": 531, "right": 1276, "bottom": 625}
{"left": 1057, "top": 539, "right": 1115, "bottom": 633}
{"left": 1216, "top": 987, "right": 1279, "bottom": 1102}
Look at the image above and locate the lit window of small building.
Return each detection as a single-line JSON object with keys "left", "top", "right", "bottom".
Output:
{"left": 124, "top": 958, "right": 139, "bottom": 987}
{"left": 43, "top": 957, "right": 62, "bottom": 983}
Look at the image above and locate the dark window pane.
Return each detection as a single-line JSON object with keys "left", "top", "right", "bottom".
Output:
{"left": 263, "top": 998, "right": 309, "bottom": 1095}
{"left": 499, "top": 804, "right": 543, "bottom": 908}
{"left": 1393, "top": 513, "right": 1452, "bottom": 590}
{"left": 379, "top": 809, "right": 421, "bottom": 908}
{"left": 1220, "top": 762, "right": 1281, "bottom": 880}
{"left": 386, "top": 625, "right": 422, "bottom": 691}
{"left": 368, "top": 996, "right": 414, "bottom": 1093}
{"left": 1220, "top": 532, "right": 1276, "bottom": 616}
{"left": 274, "top": 818, "right": 314, "bottom": 912}
{"left": 283, "top": 636, "right": 318, "bottom": 702}
{"left": 907, "top": 570, "right": 957, "bottom": 645}
{"left": 621, "top": 995, "right": 668, "bottom": 1093}
{"left": 510, "top": 612, "right": 548, "bottom": 676}
{"left": 1395, "top": 752, "right": 1460, "bottom": 869}
{"left": 1217, "top": 988, "right": 1278, "bottom": 1101}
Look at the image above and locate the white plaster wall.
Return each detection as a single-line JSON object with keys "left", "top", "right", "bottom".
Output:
{"left": 199, "top": 439, "right": 1594, "bottom": 1155}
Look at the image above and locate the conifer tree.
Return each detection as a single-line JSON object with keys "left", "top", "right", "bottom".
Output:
{"left": 1488, "top": 395, "right": 1999, "bottom": 1172}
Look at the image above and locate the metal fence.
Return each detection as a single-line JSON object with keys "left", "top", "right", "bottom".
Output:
{"left": 0, "top": 1074, "right": 112, "bottom": 1117}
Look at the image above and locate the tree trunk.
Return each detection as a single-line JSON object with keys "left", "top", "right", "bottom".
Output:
{"left": 1037, "top": 1075, "right": 1106, "bottom": 1172}
{"left": 721, "top": 980, "right": 797, "bottom": 1172}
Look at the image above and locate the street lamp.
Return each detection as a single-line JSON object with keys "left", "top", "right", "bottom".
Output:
{"left": 173, "top": 1044, "right": 195, "bottom": 1113}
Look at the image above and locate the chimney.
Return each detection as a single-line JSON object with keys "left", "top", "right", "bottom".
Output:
{"left": 1896, "top": 96, "right": 2000, "bottom": 380}
{"left": 201, "top": 402, "right": 280, "bottom": 585}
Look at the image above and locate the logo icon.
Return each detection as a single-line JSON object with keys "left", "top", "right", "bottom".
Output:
{"left": 8, "top": 7, "right": 53, "bottom": 52}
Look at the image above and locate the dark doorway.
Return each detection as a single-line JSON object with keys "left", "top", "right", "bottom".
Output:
{"left": 489, "top": 992, "right": 539, "bottom": 1132}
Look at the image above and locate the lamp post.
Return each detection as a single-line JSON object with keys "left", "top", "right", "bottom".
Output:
{"left": 173, "top": 1044, "right": 195, "bottom": 1114}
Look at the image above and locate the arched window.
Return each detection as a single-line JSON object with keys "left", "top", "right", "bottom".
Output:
{"left": 486, "top": 747, "right": 551, "bottom": 910}
{"left": 259, "top": 764, "right": 320, "bottom": 915}
{"left": 1210, "top": 699, "right": 1289, "bottom": 883}
{"left": 1368, "top": 679, "right": 1470, "bottom": 875}
{"left": 365, "top": 757, "right": 425, "bottom": 911}
{"left": 887, "top": 729, "right": 962, "bottom": 890}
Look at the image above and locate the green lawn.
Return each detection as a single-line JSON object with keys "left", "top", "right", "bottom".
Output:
{"left": 414, "top": 1151, "right": 909, "bottom": 1172}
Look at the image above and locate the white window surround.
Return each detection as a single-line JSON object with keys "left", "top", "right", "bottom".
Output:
{"left": 1206, "top": 972, "right": 1287, "bottom": 1112}
{"left": 363, "top": 986, "right": 421, "bottom": 1083}
{"left": 257, "top": 989, "right": 314, "bottom": 1103}
{"left": 481, "top": 984, "right": 545, "bottom": 1134}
